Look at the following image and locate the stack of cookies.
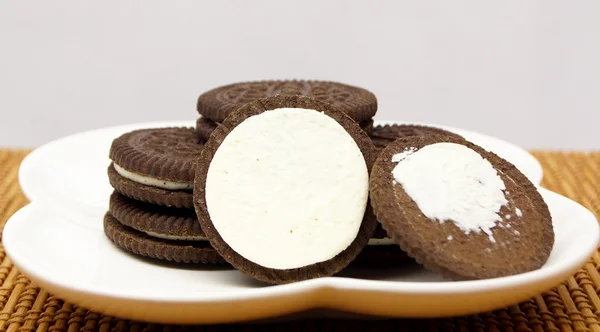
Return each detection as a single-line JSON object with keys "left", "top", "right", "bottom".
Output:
{"left": 103, "top": 80, "right": 554, "bottom": 284}
{"left": 105, "top": 127, "right": 226, "bottom": 264}
{"left": 194, "top": 80, "right": 378, "bottom": 140}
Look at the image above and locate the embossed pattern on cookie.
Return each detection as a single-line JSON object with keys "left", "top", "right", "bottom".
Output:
{"left": 197, "top": 80, "right": 377, "bottom": 122}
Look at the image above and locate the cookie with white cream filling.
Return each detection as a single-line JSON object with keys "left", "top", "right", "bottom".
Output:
{"left": 103, "top": 213, "right": 226, "bottom": 264}
{"left": 194, "top": 95, "right": 378, "bottom": 284}
{"left": 109, "top": 191, "right": 207, "bottom": 241}
{"left": 108, "top": 127, "right": 203, "bottom": 208}
{"left": 370, "top": 134, "right": 553, "bottom": 280}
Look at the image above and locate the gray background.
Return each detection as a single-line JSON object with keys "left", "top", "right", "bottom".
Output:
{"left": 1, "top": 1, "right": 598, "bottom": 149}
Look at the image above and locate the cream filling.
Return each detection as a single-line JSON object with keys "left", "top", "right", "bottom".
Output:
{"left": 392, "top": 143, "right": 508, "bottom": 242}
{"left": 144, "top": 231, "right": 208, "bottom": 241}
{"left": 113, "top": 163, "right": 193, "bottom": 190}
{"left": 206, "top": 108, "right": 369, "bottom": 270}
{"left": 367, "top": 238, "right": 396, "bottom": 246}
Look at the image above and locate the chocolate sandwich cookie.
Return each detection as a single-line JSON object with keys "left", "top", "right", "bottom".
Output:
{"left": 370, "top": 134, "right": 553, "bottom": 280}
{"left": 194, "top": 94, "right": 378, "bottom": 284}
{"left": 196, "top": 80, "right": 377, "bottom": 123}
{"left": 370, "top": 124, "right": 464, "bottom": 150}
{"left": 104, "top": 213, "right": 226, "bottom": 264}
{"left": 196, "top": 117, "right": 375, "bottom": 141}
{"left": 351, "top": 224, "right": 413, "bottom": 268}
{"left": 108, "top": 127, "right": 203, "bottom": 208}
{"left": 109, "top": 191, "right": 205, "bottom": 241}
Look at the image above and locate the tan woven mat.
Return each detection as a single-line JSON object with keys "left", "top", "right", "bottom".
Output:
{"left": 0, "top": 149, "right": 599, "bottom": 331}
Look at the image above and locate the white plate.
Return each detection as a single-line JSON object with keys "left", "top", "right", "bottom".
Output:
{"left": 17, "top": 120, "right": 543, "bottom": 229}
{"left": 4, "top": 189, "right": 598, "bottom": 324}
{"left": 6, "top": 120, "right": 566, "bottom": 324}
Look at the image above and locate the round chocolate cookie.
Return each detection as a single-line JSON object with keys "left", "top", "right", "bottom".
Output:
{"left": 196, "top": 80, "right": 377, "bottom": 123}
{"left": 370, "top": 134, "right": 553, "bottom": 280}
{"left": 109, "top": 191, "right": 204, "bottom": 240}
{"left": 196, "top": 117, "right": 375, "bottom": 141}
{"left": 104, "top": 213, "right": 226, "bottom": 264}
{"left": 194, "top": 94, "right": 378, "bottom": 284}
{"left": 370, "top": 124, "right": 464, "bottom": 150}
{"left": 108, "top": 127, "right": 203, "bottom": 208}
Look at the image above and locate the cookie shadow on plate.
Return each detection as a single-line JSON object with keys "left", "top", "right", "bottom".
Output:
{"left": 337, "top": 261, "right": 448, "bottom": 283}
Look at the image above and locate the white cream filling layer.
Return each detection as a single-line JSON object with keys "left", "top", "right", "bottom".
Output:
{"left": 392, "top": 143, "right": 508, "bottom": 240}
{"left": 205, "top": 108, "right": 369, "bottom": 270}
{"left": 367, "top": 238, "right": 395, "bottom": 246}
{"left": 144, "top": 231, "right": 208, "bottom": 241}
{"left": 114, "top": 163, "right": 193, "bottom": 190}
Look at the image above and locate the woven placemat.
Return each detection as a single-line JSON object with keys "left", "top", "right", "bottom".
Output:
{"left": 0, "top": 149, "right": 599, "bottom": 331}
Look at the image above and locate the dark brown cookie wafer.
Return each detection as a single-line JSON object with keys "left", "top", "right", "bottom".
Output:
{"left": 196, "top": 80, "right": 377, "bottom": 123}
{"left": 194, "top": 94, "right": 378, "bottom": 284}
{"left": 108, "top": 163, "right": 193, "bottom": 209}
{"left": 370, "top": 124, "right": 464, "bottom": 150}
{"left": 195, "top": 117, "right": 219, "bottom": 141}
{"left": 109, "top": 191, "right": 203, "bottom": 239}
{"left": 196, "top": 117, "right": 374, "bottom": 141}
{"left": 110, "top": 127, "right": 202, "bottom": 183}
{"left": 358, "top": 118, "right": 374, "bottom": 135}
{"left": 104, "top": 213, "right": 226, "bottom": 264}
{"left": 370, "top": 134, "right": 553, "bottom": 280}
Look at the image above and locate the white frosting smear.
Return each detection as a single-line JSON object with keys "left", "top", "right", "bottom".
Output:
{"left": 392, "top": 143, "right": 508, "bottom": 237}
{"left": 144, "top": 231, "right": 208, "bottom": 241}
{"left": 114, "top": 163, "right": 193, "bottom": 190}
{"left": 206, "top": 108, "right": 369, "bottom": 270}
